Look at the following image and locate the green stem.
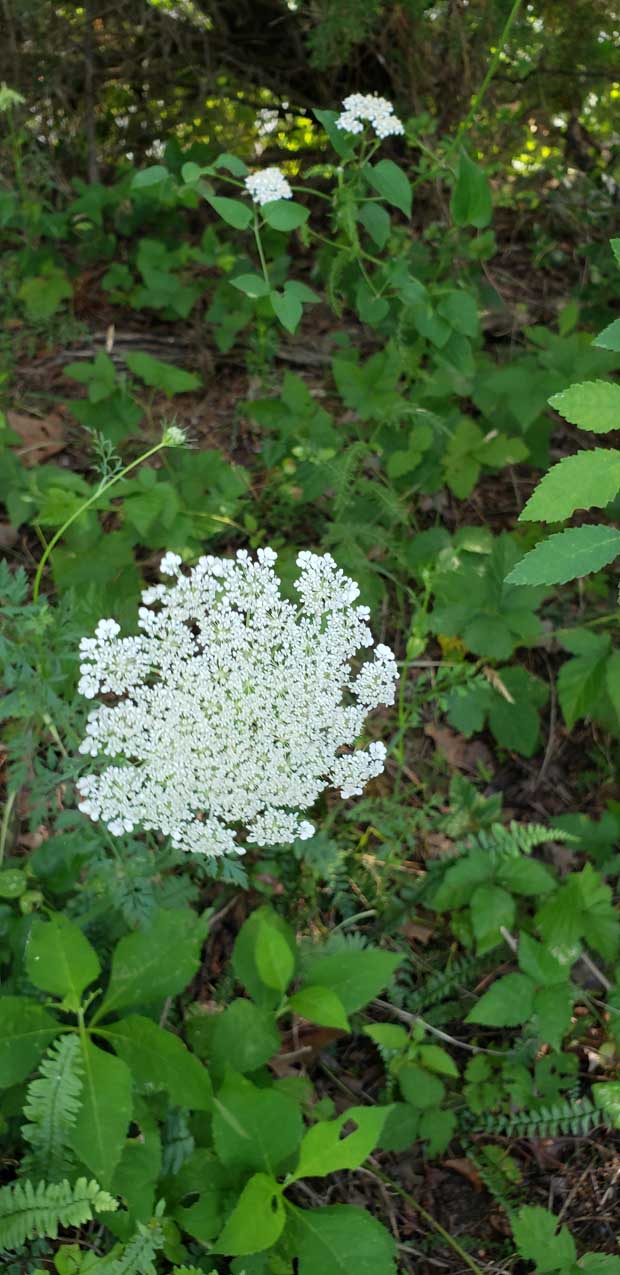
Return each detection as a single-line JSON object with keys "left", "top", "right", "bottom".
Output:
{"left": 449, "top": 0, "right": 524, "bottom": 154}
{"left": 367, "top": 1165, "right": 485, "bottom": 1275}
{"left": 253, "top": 213, "right": 270, "bottom": 286}
{"left": 0, "top": 791, "right": 17, "bottom": 866}
{"left": 32, "top": 439, "right": 168, "bottom": 603}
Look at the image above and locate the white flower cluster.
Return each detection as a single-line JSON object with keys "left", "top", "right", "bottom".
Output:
{"left": 336, "top": 93, "right": 404, "bottom": 139}
{"left": 76, "top": 549, "right": 397, "bottom": 857}
{"left": 245, "top": 166, "right": 292, "bottom": 205}
{"left": 256, "top": 108, "right": 280, "bottom": 136}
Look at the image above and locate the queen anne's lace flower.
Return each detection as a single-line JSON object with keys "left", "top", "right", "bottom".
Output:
{"left": 245, "top": 167, "right": 293, "bottom": 205}
{"left": 76, "top": 549, "right": 397, "bottom": 856}
{"left": 336, "top": 93, "right": 404, "bottom": 139}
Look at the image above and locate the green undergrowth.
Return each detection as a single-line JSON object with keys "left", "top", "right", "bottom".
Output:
{"left": 3, "top": 66, "right": 620, "bottom": 1275}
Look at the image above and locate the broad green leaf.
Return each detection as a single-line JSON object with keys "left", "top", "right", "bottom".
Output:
{"left": 605, "top": 649, "right": 620, "bottom": 727}
{"left": 291, "top": 1106, "right": 387, "bottom": 1182}
{"left": 366, "top": 159, "right": 412, "bottom": 216}
{"left": 417, "top": 1045, "right": 459, "bottom": 1078}
{"left": 313, "top": 109, "right": 357, "bottom": 159}
{"left": 377, "top": 1102, "right": 419, "bottom": 1151}
{"left": 101, "top": 1015, "right": 212, "bottom": 1110}
{"left": 69, "top": 1040, "right": 133, "bottom": 1187}
{"left": 131, "top": 165, "right": 169, "bottom": 188}
{"left": 216, "top": 1173, "right": 284, "bottom": 1256}
{"left": 213, "top": 152, "right": 249, "bottom": 176}
{"left": 520, "top": 450, "right": 620, "bottom": 522}
{"left": 593, "top": 318, "right": 620, "bottom": 352}
{"left": 549, "top": 380, "right": 620, "bottom": 433}
{"left": 111, "top": 1123, "right": 161, "bottom": 1224}
{"left": 25, "top": 915, "right": 100, "bottom": 1008}
{"left": 95, "top": 908, "right": 204, "bottom": 1021}
{"left": 295, "top": 1204, "right": 396, "bottom": 1275}
{"left": 418, "top": 1107, "right": 457, "bottom": 1156}
{"left": 498, "top": 857, "right": 556, "bottom": 897}
{"left": 270, "top": 287, "right": 302, "bottom": 333}
{"left": 262, "top": 200, "right": 309, "bottom": 231}
{"left": 536, "top": 864, "right": 619, "bottom": 963}
{"left": 232, "top": 906, "right": 296, "bottom": 1008}
{"left": 506, "top": 526, "right": 620, "bottom": 586}
{"left": 288, "top": 985, "right": 349, "bottom": 1031}
{"left": 254, "top": 915, "right": 295, "bottom": 992}
{"left": 213, "top": 1071, "right": 302, "bottom": 1174}
{"left": 450, "top": 150, "right": 492, "bottom": 229}
{"left": 364, "top": 1023, "right": 409, "bottom": 1051}
{"left": 466, "top": 973, "right": 535, "bottom": 1027}
{"left": 301, "top": 948, "right": 401, "bottom": 1014}
{"left": 471, "top": 884, "right": 516, "bottom": 952}
{"left": 580, "top": 1256, "right": 620, "bottom": 1274}
{"left": 512, "top": 1205, "right": 576, "bottom": 1273}
{"left": 358, "top": 202, "right": 391, "bottom": 249}
{"left": 285, "top": 279, "right": 320, "bottom": 304}
{"left": 205, "top": 195, "right": 253, "bottom": 230}
{"left": 557, "top": 640, "right": 610, "bottom": 729}
{"left": 18, "top": 267, "right": 72, "bottom": 320}
{"left": 124, "top": 351, "right": 201, "bottom": 396}
{"left": 399, "top": 1064, "right": 445, "bottom": 1108}
{"left": 532, "top": 984, "right": 573, "bottom": 1051}
{"left": 230, "top": 273, "right": 270, "bottom": 298}
{"left": 206, "top": 999, "right": 280, "bottom": 1075}
{"left": 0, "top": 997, "right": 59, "bottom": 1087}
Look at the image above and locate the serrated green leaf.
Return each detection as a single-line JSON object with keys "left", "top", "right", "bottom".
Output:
{"left": 517, "top": 933, "right": 569, "bottom": 986}
{"left": 521, "top": 450, "right": 620, "bottom": 522}
{"left": 399, "top": 1064, "right": 445, "bottom": 1108}
{"left": 549, "top": 380, "right": 620, "bottom": 433}
{"left": 471, "top": 883, "right": 516, "bottom": 952}
{"left": 512, "top": 1205, "right": 576, "bottom": 1272}
{"left": 205, "top": 999, "right": 280, "bottom": 1075}
{"left": 466, "top": 973, "right": 535, "bottom": 1027}
{"left": 506, "top": 526, "right": 620, "bottom": 586}
{"left": 593, "top": 319, "right": 620, "bottom": 352}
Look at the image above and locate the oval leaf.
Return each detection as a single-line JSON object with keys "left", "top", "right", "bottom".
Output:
{"left": 506, "top": 526, "right": 620, "bottom": 586}
{"left": 549, "top": 380, "right": 620, "bottom": 433}
{"left": 520, "top": 449, "right": 620, "bottom": 522}
{"left": 26, "top": 915, "right": 100, "bottom": 1006}
{"left": 366, "top": 159, "right": 412, "bottom": 217}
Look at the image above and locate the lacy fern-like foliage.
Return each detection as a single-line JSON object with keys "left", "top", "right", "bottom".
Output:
{"left": 473, "top": 1094, "right": 600, "bottom": 1139}
{"left": 21, "top": 1034, "right": 83, "bottom": 1181}
{"left": 394, "top": 951, "right": 493, "bottom": 1015}
{"left": 101, "top": 1219, "right": 164, "bottom": 1275}
{"left": 0, "top": 1177, "right": 117, "bottom": 1249}
{"left": 472, "top": 821, "right": 575, "bottom": 857}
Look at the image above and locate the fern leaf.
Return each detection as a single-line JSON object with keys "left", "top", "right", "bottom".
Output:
{"left": 100, "top": 1220, "right": 164, "bottom": 1275}
{"left": 0, "top": 1177, "right": 117, "bottom": 1250}
{"left": 21, "top": 1034, "right": 83, "bottom": 1181}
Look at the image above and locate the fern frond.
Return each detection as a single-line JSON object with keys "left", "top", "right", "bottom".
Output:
{"left": 396, "top": 951, "right": 493, "bottom": 1015}
{"left": 100, "top": 1219, "right": 164, "bottom": 1275}
{"left": 473, "top": 821, "right": 576, "bottom": 858}
{"left": 472, "top": 1095, "right": 600, "bottom": 1140}
{"left": 21, "top": 1034, "right": 83, "bottom": 1181}
{"left": 466, "top": 1146, "right": 523, "bottom": 1222}
{"left": 0, "top": 1177, "right": 117, "bottom": 1250}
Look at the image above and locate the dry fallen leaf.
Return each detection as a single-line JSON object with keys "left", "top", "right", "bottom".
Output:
{"left": 8, "top": 410, "right": 65, "bottom": 466}
{"left": 424, "top": 723, "right": 494, "bottom": 773}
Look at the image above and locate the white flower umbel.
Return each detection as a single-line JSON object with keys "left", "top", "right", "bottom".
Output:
{"left": 245, "top": 166, "right": 293, "bottom": 205}
{"left": 76, "top": 549, "right": 398, "bottom": 857}
{"left": 336, "top": 93, "right": 404, "bottom": 139}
